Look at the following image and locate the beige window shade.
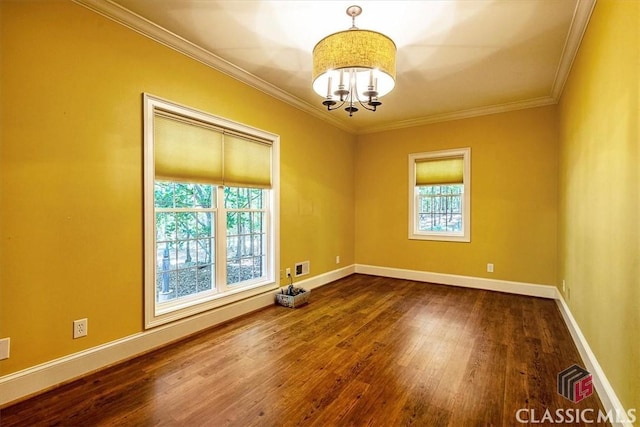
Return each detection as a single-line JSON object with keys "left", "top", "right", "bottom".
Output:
{"left": 153, "top": 113, "right": 272, "bottom": 188}
{"left": 154, "top": 114, "right": 223, "bottom": 184}
{"left": 415, "top": 157, "right": 464, "bottom": 186}
{"left": 223, "top": 132, "right": 272, "bottom": 189}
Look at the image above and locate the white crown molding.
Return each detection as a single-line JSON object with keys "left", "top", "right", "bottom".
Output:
{"left": 71, "top": 0, "right": 353, "bottom": 134}
{"left": 73, "top": 0, "right": 594, "bottom": 136}
{"left": 357, "top": 96, "right": 557, "bottom": 134}
{"left": 551, "top": 0, "right": 597, "bottom": 100}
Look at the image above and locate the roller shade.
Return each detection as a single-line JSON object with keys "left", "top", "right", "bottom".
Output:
{"left": 154, "top": 114, "right": 223, "bottom": 184}
{"left": 153, "top": 113, "right": 272, "bottom": 188}
{"left": 223, "top": 132, "right": 272, "bottom": 188}
{"left": 415, "top": 157, "right": 464, "bottom": 186}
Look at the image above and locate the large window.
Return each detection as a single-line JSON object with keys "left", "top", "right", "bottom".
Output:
{"left": 144, "top": 94, "right": 279, "bottom": 328}
{"left": 408, "top": 148, "right": 470, "bottom": 242}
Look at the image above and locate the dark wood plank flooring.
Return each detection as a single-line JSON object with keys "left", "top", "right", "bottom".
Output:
{"left": 1, "top": 274, "right": 608, "bottom": 426}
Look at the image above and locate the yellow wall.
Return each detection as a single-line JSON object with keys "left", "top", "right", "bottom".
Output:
{"left": 2, "top": 0, "right": 638, "bottom": 413}
{"left": 558, "top": 0, "right": 639, "bottom": 412}
{"left": 355, "top": 106, "right": 559, "bottom": 285}
{"left": 0, "top": 1, "right": 355, "bottom": 374}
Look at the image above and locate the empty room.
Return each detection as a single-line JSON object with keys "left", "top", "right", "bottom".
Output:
{"left": 0, "top": 0, "right": 638, "bottom": 425}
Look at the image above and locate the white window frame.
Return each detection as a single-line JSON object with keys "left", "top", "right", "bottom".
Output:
{"left": 143, "top": 94, "right": 279, "bottom": 328}
{"left": 408, "top": 148, "right": 471, "bottom": 242}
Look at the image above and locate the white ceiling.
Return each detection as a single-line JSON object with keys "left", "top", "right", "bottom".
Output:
{"left": 77, "top": 0, "right": 596, "bottom": 134}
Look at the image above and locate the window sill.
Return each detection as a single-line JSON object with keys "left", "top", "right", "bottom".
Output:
{"left": 146, "top": 280, "right": 278, "bottom": 329}
{"left": 409, "top": 232, "right": 470, "bottom": 243}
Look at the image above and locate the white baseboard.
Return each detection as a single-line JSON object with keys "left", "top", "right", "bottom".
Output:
{"left": 283, "top": 264, "right": 355, "bottom": 292}
{"left": 2, "top": 263, "right": 631, "bottom": 426}
{"left": 355, "top": 264, "right": 558, "bottom": 298}
{"left": 355, "top": 264, "right": 633, "bottom": 427}
{"left": 0, "top": 264, "right": 355, "bottom": 407}
{"left": 554, "top": 292, "right": 635, "bottom": 427}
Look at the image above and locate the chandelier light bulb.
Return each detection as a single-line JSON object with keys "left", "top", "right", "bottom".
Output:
{"left": 312, "top": 5, "right": 396, "bottom": 116}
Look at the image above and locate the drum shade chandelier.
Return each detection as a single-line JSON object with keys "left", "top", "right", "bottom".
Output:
{"left": 312, "top": 5, "right": 396, "bottom": 116}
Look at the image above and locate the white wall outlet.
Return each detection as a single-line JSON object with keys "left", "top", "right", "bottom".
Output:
{"left": 336, "top": 255, "right": 340, "bottom": 264}
{"left": 562, "top": 279, "right": 566, "bottom": 292}
{"left": 487, "top": 263, "right": 494, "bottom": 273}
{"left": 0, "top": 337, "right": 10, "bottom": 360}
{"left": 285, "top": 268, "right": 291, "bottom": 278}
{"left": 73, "top": 318, "right": 88, "bottom": 339}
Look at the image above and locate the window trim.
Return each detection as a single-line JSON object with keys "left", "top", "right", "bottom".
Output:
{"left": 408, "top": 148, "right": 471, "bottom": 242}
{"left": 143, "top": 93, "right": 280, "bottom": 329}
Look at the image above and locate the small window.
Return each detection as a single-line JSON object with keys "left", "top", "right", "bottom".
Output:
{"left": 409, "top": 148, "right": 470, "bottom": 242}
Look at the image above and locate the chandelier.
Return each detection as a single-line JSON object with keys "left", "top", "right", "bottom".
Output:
{"left": 312, "top": 5, "right": 396, "bottom": 116}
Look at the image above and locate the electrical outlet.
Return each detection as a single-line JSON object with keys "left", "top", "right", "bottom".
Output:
{"left": 562, "top": 279, "right": 566, "bottom": 292}
{"left": 73, "top": 318, "right": 88, "bottom": 339}
{"left": 285, "top": 268, "right": 291, "bottom": 278}
{"left": 487, "top": 263, "right": 494, "bottom": 273}
{"left": 336, "top": 255, "right": 340, "bottom": 264}
{"left": 0, "top": 338, "right": 10, "bottom": 360}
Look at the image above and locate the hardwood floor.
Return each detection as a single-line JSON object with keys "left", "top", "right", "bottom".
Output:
{"left": 1, "top": 274, "right": 609, "bottom": 426}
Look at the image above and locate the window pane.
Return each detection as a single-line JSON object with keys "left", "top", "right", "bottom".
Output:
{"left": 196, "top": 265, "right": 213, "bottom": 292}
{"left": 196, "top": 212, "right": 213, "bottom": 238}
{"left": 156, "top": 244, "right": 175, "bottom": 273}
{"left": 226, "top": 235, "right": 238, "bottom": 258}
{"left": 226, "top": 213, "right": 238, "bottom": 236}
{"left": 239, "top": 188, "right": 250, "bottom": 209}
{"left": 251, "top": 212, "right": 264, "bottom": 233}
{"left": 191, "top": 184, "right": 213, "bottom": 209}
{"left": 223, "top": 187, "right": 236, "bottom": 208}
{"left": 154, "top": 181, "right": 175, "bottom": 208}
{"left": 177, "top": 267, "right": 197, "bottom": 298}
{"left": 176, "top": 213, "right": 196, "bottom": 240}
{"left": 173, "top": 183, "right": 193, "bottom": 208}
{"left": 176, "top": 240, "right": 193, "bottom": 266}
{"left": 196, "top": 238, "right": 214, "bottom": 264}
{"left": 252, "top": 234, "right": 263, "bottom": 256}
{"left": 156, "top": 212, "right": 175, "bottom": 242}
{"left": 224, "top": 186, "right": 267, "bottom": 287}
{"left": 250, "top": 189, "right": 263, "bottom": 209}
{"left": 226, "top": 260, "right": 240, "bottom": 285}
{"left": 224, "top": 186, "right": 250, "bottom": 209}
{"left": 417, "top": 184, "right": 463, "bottom": 233}
{"left": 156, "top": 269, "right": 177, "bottom": 303}
{"left": 238, "top": 212, "right": 250, "bottom": 237}
{"left": 240, "top": 258, "right": 253, "bottom": 281}
{"left": 227, "top": 257, "right": 246, "bottom": 284}
{"left": 253, "top": 256, "right": 264, "bottom": 277}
